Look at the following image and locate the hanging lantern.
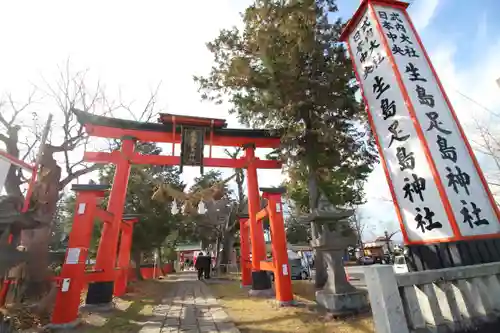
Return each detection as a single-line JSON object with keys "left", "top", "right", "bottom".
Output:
{"left": 197, "top": 201, "right": 207, "bottom": 214}
{"left": 171, "top": 201, "right": 179, "bottom": 215}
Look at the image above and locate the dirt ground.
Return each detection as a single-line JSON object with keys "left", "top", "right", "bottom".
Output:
{"left": 6, "top": 278, "right": 170, "bottom": 333}
{"left": 208, "top": 278, "right": 375, "bottom": 333}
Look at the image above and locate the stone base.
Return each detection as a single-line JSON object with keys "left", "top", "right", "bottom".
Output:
{"left": 79, "top": 302, "right": 114, "bottom": 312}
{"left": 251, "top": 271, "right": 272, "bottom": 290}
{"left": 248, "top": 288, "right": 275, "bottom": 298}
{"left": 276, "top": 299, "right": 296, "bottom": 307}
{"left": 44, "top": 319, "right": 81, "bottom": 330}
{"left": 316, "top": 289, "right": 369, "bottom": 316}
{"left": 85, "top": 281, "right": 114, "bottom": 305}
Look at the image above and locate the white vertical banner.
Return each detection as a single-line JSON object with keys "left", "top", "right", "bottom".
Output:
{"left": 0, "top": 156, "right": 12, "bottom": 194}
{"left": 371, "top": 4, "right": 499, "bottom": 238}
{"left": 342, "top": 1, "right": 500, "bottom": 244}
{"left": 345, "top": 9, "right": 454, "bottom": 243}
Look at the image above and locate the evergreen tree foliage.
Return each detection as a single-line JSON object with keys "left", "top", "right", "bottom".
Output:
{"left": 98, "top": 142, "right": 186, "bottom": 255}
{"left": 195, "top": 0, "right": 378, "bottom": 212}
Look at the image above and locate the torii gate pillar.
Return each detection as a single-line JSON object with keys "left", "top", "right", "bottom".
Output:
{"left": 244, "top": 143, "right": 272, "bottom": 292}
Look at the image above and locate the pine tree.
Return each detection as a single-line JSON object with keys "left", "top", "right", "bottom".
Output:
{"left": 195, "top": 0, "right": 378, "bottom": 211}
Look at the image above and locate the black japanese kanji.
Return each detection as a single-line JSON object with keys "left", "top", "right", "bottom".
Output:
{"left": 403, "top": 173, "right": 426, "bottom": 203}
{"left": 396, "top": 146, "right": 415, "bottom": 171}
{"left": 368, "top": 40, "right": 380, "bottom": 55}
{"left": 395, "top": 23, "right": 406, "bottom": 33}
{"left": 378, "top": 11, "right": 388, "bottom": 20}
{"left": 400, "top": 33, "right": 412, "bottom": 44}
{"left": 363, "top": 64, "right": 374, "bottom": 79}
{"left": 404, "top": 46, "right": 419, "bottom": 57}
{"left": 383, "top": 20, "right": 394, "bottom": 30}
{"left": 426, "top": 112, "right": 451, "bottom": 135}
{"left": 446, "top": 166, "right": 470, "bottom": 196}
{"left": 416, "top": 85, "right": 435, "bottom": 108}
{"left": 356, "top": 41, "right": 364, "bottom": 54}
{"left": 405, "top": 63, "right": 426, "bottom": 82}
{"left": 415, "top": 207, "right": 443, "bottom": 233}
{"left": 381, "top": 98, "right": 396, "bottom": 120}
{"left": 387, "top": 31, "right": 398, "bottom": 42}
{"left": 390, "top": 12, "right": 403, "bottom": 23}
{"left": 353, "top": 30, "right": 361, "bottom": 43}
{"left": 361, "top": 16, "right": 371, "bottom": 33}
{"left": 460, "top": 200, "right": 489, "bottom": 228}
{"left": 392, "top": 45, "right": 419, "bottom": 58}
{"left": 372, "top": 52, "right": 385, "bottom": 66}
{"left": 437, "top": 135, "right": 457, "bottom": 163}
{"left": 360, "top": 51, "right": 368, "bottom": 63}
{"left": 392, "top": 44, "right": 405, "bottom": 55}
{"left": 388, "top": 120, "right": 410, "bottom": 147}
{"left": 373, "top": 76, "right": 391, "bottom": 99}
{"left": 365, "top": 27, "right": 374, "bottom": 40}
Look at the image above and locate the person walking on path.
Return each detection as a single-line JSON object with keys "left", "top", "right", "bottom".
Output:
{"left": 195, "top": 252, "right": 204, "bottom": 280}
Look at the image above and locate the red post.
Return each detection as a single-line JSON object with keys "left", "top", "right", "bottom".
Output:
{"left": 114, "top": 217, "right": 138, "bottom": 297}
{"left": 95, "top": 139, "right": 135, "bottom": 280}
{"left": 51, "top": 185, "right": 107, "bottom": 326}
{"left": 244, "top": 144, "right": 266, "bottom": 269}
{"left": 0, "top": 280, "right": 11, "bottom": 306}
{"left": 263, "top": 188, "right": 293, "bottom": 304}
{"left": 239, "top": 217, "right": 251, "bottom": 287}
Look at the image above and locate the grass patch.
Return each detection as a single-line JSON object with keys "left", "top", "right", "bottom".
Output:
{"left": 209, "top": 280, "right": 375, "bottom": 333}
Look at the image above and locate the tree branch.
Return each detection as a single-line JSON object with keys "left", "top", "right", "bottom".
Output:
{"left": 59, "top": 164, "right": 101, "bottom": 190}
{"left": 0, "top": 133, "right": 8, "bottom": 143}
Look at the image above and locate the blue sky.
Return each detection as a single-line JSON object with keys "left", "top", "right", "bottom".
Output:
{"left": 0, "top": 0, "right": 499, "bottom": 243}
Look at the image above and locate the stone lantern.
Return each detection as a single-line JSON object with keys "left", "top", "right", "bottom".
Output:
{"left": 301, "top": 194, "right": 368, "bottom": 315}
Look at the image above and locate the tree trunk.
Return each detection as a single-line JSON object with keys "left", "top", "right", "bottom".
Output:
{"left": 133, "top": 250, "right": 143, "bottom": 281}
{"left": 7, "top": 153, "right": 61, "bottom": 314}
{"left": 307, "top": 169, "right": 328, "bottom": 289}
{"left": 214, "top": 235, "right": 221, "bottom": 267}
{"left": 156, "top": 246, "right": 163, "bottom": 273}
{"left": 219, "top": 233, "right": 234, "bottom": 273}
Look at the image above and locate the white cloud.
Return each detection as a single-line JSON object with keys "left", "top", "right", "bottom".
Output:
{"left": 408, "top": 0, "right": 440, "bottom": 32}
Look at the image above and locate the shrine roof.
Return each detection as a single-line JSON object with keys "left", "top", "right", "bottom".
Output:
{"left": 73, "top": 109, "right": 281, "bottom": 141}
{"left": 158, "top": 113, "right": 227, "bottom": 129}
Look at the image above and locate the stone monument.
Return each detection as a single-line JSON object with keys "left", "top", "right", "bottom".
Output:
{"left": 302, "top": 194, "right": 369, "bottom": 315}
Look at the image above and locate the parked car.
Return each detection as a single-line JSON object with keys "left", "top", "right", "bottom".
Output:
{"left": 393, "top": 255, "right": 409, "bottom": 274}
{"left": 268, "top": 262, "right": 309, "bottom": 281}
{"left": 268, "top": 250, "right": 310, "bottom": 281}
{"left": 358, "top": 256, "right": 375, "bottom": 265}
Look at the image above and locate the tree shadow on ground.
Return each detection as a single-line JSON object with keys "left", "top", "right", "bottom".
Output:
{"left": 75, "top": 279, "right": 173, "bottom": 333}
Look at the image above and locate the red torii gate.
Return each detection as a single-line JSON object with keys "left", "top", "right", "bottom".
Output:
{"left": 50, "top": 184, "right": 140, "bottom": 327}
{"left": 239, "top": 187, "right": 293, "bottom": 305}
{"left": 49, "top": 109, "right": 292, "bottom": 327}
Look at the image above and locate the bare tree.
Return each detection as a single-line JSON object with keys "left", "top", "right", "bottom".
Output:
{"left": 218, "top": 148, "right": 245, "bottom": 269}
{"left": 472, "top": 115, "right": 500, "bottom": 199}
{"left": 0, "top": 61, "right": 163, "bottom": 314}
{"left": 351, "top": 207, "right": 366, "bottom": 253}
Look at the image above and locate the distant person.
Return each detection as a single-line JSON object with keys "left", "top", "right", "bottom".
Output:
{"left": 195, "top": 252, "right": 204, "bottom": 280}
